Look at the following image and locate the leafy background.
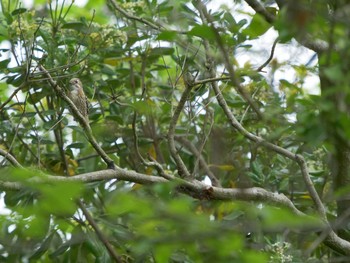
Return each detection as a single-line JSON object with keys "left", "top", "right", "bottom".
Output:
{"left": 0, "top": 0, "right": 349, "bottom": 262}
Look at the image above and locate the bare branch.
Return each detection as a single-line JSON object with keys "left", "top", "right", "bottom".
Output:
{"left": 193, "top": 76, "right": 230, "bottom": 86}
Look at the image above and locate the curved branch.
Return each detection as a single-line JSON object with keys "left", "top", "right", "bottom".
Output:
{"left": 194, "top": 0, "right": 325, "bottom": 218}
{"left": 257, "top": 38, "right": 278, "bottom": 72}
{"left": 210, "top": 43, "right": 327, "bottom": 219}
{"left": 0, "top": 83, "right": 26, "bottom": 111}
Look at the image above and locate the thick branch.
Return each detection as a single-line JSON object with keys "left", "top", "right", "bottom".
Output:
{"left": 0, "top": 149, "right": 22, "bottom": 168}
{"left": 243, "top": 0, "right": 329, "bottom": 53}
{"left": 0, "top": 168, "right": 303, "bottom": 216}
{"left": 245, "top": 0, "right": 275, "bottom": 23}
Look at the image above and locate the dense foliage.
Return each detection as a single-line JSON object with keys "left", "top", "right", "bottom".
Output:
{"left": 1, "top": 0, "right": 350, "bottom": 262}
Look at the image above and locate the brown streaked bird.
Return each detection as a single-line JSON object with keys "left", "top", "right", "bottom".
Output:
{"left": 68, "top": 78, "right": 89, "bottom": 120}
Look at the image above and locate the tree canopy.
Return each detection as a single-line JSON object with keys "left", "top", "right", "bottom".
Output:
{"left": 1, "top": 0, "right": 350, "bottom": 262}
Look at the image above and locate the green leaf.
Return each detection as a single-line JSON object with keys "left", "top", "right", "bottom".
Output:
{"left": 29, "top": 231, "right": 56, "bottom": 259}
{"left": 323, "top": 65, "right": 343, "bottom": 82}
{"left": 242, "top": 13, "right": 271, "bottom": 39}
{"left": 27, "top": 91, "right": 48, "bottom": 104}
{"left": 11, "top": 8, "right": 27, "bottom": 16}
{"left": 0, "top": 59, "right": 10, "bottom": 69}
{"left": 148, "top": 47, "right": 174, "bottom": 58}
{"left": 66, "top": 142, "right": 85, "bottom": 149}
{"left": 62, "top": 22, "right": 86, "bottom": 31}
{"left": 37, "top": 181, "right": 82, "bottom": 215}
{"left": 188, "top": 24, "right": 216, "bottom": 40}
{"left": 157, "top": 31, "right": 178, "bottom": 41}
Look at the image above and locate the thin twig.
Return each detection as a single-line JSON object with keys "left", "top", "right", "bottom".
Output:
{"left": 77, "top": 200, "right": 123, "bottom": 263}
{"left": 257, "top": 38, "right": 278, "bottom": 72}
{"left": 192, "top": 76, "right": 230, "bottom": 86}
{"left": 0, "top": 84, "right": 25, "bottom": 111}
{"left": 108, "top": 0, "right": 162, "bottom": 30}
{"left": 132, "top": 112, "right": 173, "bottom": 180}
{"left": 175, "top": 136, "right": 221, "bottom": 187}
{"left": 167, "top": 73, "right": 193, "bottom": 178}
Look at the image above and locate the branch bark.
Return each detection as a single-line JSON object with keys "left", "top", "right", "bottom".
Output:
{"left": 0, "top": 167, "right": 303, "bottom": 216}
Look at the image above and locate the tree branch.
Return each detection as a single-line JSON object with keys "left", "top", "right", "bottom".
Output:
{"left": 192, "top": 0, "right": 350, "bottom": 255}
{"left": 132, "top": 112, "right": 174, "bottom": 180}
{"left": 257, "top": 38, "right": 278, "bottom": 72}
{"left": 0, "top": 84, "right": 26, "bottom": 111}
{"left": 108, "top": 0, "right": 162, "bottom": 30}
{"left": 175, "top": 136, "right": 221, "bottom": 187}
{"left": 0, "top": 167, "right": 304, "bottom": 216}
{"left": 243, "top": 0, "right": 329, "bottom": 53}
{"left": 167, "top": 74, "right": 193, "bottom": 178}
{"left": 0, "top": 149, "right": 22, "bottom": 168}
{"left": 244, "top": 0, "right": 275, "bottom": 23}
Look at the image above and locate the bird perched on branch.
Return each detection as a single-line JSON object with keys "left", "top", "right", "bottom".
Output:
{"left": 68, "top": 78, "right": 89, "bottom": 120}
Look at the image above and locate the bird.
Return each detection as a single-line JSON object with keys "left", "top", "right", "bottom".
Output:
{"left": 68, "top": 78, "right": 89, "bottom": 120}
